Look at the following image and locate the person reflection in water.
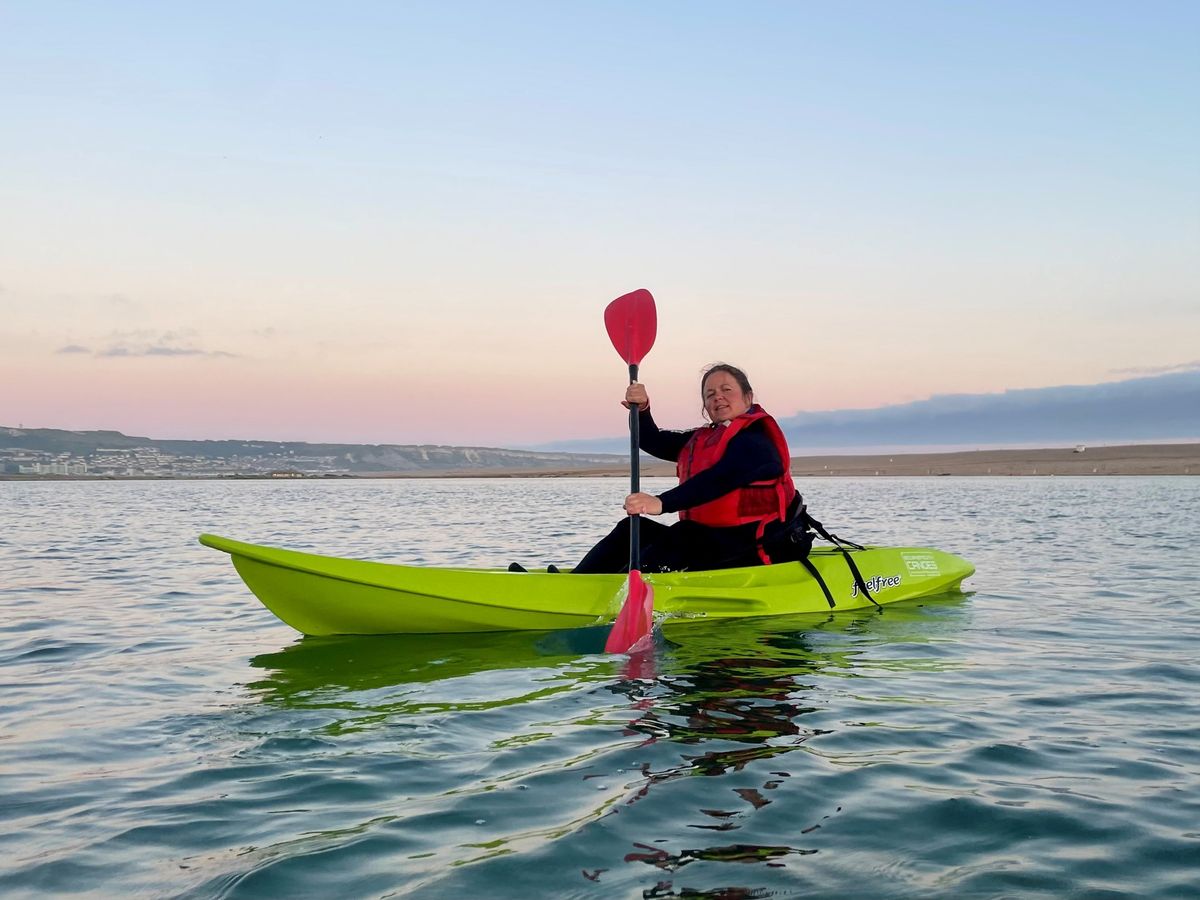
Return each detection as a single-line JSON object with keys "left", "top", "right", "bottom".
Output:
{"left": 572, "top": 363, "right": 799, "bottom": 574}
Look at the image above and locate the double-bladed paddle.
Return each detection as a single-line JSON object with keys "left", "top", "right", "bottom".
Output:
{"left": 602, "top": 288, "right": 657, "bottom": 654}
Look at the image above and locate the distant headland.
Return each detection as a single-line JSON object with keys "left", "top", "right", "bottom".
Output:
{"left": 0, "top": 426, "right": 626, "bottom": 478}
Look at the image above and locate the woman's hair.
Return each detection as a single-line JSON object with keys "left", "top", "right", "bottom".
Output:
{"left": 700, "top": 362, "right": 753, "bottom": 399}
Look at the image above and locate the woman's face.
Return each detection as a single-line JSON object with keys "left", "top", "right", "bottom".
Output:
{"left": 703, "top": 371, "right": 752, "bottom": 424}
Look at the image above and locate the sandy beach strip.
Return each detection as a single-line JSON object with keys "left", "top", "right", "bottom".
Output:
{"left": 785, "top": 442, "right": 1200, "bottom": 477}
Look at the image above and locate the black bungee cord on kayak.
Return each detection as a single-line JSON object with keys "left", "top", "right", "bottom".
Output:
{"left": 701, "top": 496, "right": 880, "bottom": 610}
{"left": 774, "top": 503, "right": 880, "bottom": 610}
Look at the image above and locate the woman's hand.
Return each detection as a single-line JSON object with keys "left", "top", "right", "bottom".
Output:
{"left": 624, "top": 492, "right": 663, "bottom": 516}
{"left": 621, "top": 383, "right": 650, "bottom": 411}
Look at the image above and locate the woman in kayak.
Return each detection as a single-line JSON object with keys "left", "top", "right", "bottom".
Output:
{"left": 570, "top": 363, "right": 799, "bottom": 574}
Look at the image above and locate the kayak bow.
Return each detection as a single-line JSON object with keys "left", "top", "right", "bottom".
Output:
{"left": 199, "top": 533, "right": 974, "bottom": 637}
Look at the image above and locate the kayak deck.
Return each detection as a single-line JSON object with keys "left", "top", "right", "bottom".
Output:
{"left": 200, "top": 533, "right": 975, "bottom": 636}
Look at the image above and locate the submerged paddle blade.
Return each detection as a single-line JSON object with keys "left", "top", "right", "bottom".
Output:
{"left": 604, "top": 289, "right": 657, "bottom": 366}
{"left": 605, "top": 570, "right": 654, "bottom": 653}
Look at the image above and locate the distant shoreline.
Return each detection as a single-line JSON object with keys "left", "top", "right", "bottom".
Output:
{"left": 3, "top": 442, "right": 1197, "bottom": 479}
{"left": 784, "top": 442, "right": 1200, "bottom": 477}
{"left": 440, "top": 442, "right": 1200, "bottom": 478}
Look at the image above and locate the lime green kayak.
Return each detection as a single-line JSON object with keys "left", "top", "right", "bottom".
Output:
{"left": 199, "top": 533, "right": 974, "bottom": 637}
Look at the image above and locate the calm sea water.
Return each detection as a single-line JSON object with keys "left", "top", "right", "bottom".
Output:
{"left": 1, "top": 477, "right": 1198, "bottom": 899}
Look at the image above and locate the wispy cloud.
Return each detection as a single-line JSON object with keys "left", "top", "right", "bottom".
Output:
{"left": 96, "top": 344, "right": 239, "bottom": 359}
{"left": 57, "top": 329, "right": 240, "bottom": 359}
{"left": 145, "top": 345, "right": 237, "bottom": 358}
{"left": 1109, "top": 360, "right": 1200, "bottom": 376}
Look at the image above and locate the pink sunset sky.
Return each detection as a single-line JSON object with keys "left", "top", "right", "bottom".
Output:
{"left": 2, "top": 3, "right": 1197, "bottom": 448}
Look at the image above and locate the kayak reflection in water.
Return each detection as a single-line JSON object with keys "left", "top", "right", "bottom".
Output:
{"left": 572, "top": 363, "right": 800, "bottom": 574}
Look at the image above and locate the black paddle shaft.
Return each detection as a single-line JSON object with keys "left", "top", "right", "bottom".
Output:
{"left": 628, "top": 362, "right": 640, "bottom": 571}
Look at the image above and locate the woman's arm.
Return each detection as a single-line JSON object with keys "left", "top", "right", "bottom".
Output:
{"left": 655, "top": 426, "right": 782, "bottom": 514}
{"left": 637, "top": 409, "right": 693, "bottom": 462}
{"left": 622, "top": 382, "right": 692, "bottom": 462}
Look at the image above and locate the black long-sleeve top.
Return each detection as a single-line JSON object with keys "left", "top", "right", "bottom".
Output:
{"left": 637, "top": 408, "right": 784, "bottom": 515}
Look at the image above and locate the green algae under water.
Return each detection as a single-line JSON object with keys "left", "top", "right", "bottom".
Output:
{"left": 1, "top": 477, "right": 1198, "bottom": 898}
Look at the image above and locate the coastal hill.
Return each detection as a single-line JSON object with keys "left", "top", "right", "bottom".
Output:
{"left": 0, "top": 427, "right": 625, "bottom": 477}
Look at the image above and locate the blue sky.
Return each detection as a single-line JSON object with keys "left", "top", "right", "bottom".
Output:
{"left": 1, "top": 1, "right": 1197, "bottom": 444}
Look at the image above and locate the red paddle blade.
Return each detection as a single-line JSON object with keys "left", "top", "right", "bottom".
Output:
{"left": 604, "top": 289, "right": 657, "bottom": 366}
{"left": 605, "top": 570, "right": 654, "bottom": 653}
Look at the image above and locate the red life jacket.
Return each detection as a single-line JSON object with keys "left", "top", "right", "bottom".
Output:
{"left": 676, "top": 405, "right": 797, "bottom": 553}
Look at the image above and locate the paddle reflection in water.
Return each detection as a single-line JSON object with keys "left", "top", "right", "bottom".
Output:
{"left": 596, "top": 620, "right": 847, "bottom": 888}
{"left": 591, "top": 595, "right": 968, "bottom": 897}
{"left": 241, "top": 594, "right": 967, "bottom": 897}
